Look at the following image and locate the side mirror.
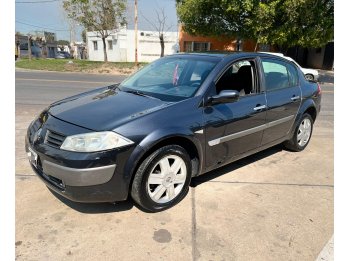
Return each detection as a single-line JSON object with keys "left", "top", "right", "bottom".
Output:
{"left": 207, "top": 90, "right": 240, "bottom": 105}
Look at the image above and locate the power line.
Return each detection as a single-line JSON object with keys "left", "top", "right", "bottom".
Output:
{"left": 15, "top": 20, "right": 70, "bottom": 31}
{"left": 16, "top": 0, "right": 60, "bottom": 3}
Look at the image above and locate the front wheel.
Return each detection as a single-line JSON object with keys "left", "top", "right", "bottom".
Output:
{"left": 284, "top": 113, "right": 313, "bottom": 152}
{"left": 131, "top": 145, "right": 192, "bottom": 212}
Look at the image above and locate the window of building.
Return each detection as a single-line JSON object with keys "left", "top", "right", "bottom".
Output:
{"left": 184, "top": 41, "right": 193, "bottom": 52}
{"left": 236, "top": 39, "right": 243, "bottom": 51}
{"left": 108, "top": 40, "right": 113, "bottom": 50}
{"left": 193, "top": 42, "right": 210, "bottom": 52}
{"left": 184, "top": 41, "right": 211, "bottom": 52}
{"left": 93, "top": 41, "right": 98, "bottom": 51}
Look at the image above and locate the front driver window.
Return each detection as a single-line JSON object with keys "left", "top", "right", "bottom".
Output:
{"left": 215, "top": 60, "right": 257, "bottom": 96}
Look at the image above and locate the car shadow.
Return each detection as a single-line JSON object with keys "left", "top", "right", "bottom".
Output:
{"left": 48, "top": 144, "right": 284, "bottom": 213}
{"left": 190, "top": 144, "right": 283, "bottom": 187}
{"left": 48, "top": 188, "right": 135, "bottom": 214}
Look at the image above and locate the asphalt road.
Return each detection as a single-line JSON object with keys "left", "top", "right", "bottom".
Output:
{"left": 15, "top": 69, "right": 334, "bottom": 261}
{"left": 16, "top": 70, "right": 126, "bottom": 105}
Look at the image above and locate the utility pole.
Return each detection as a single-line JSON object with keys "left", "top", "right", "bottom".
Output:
{"left": 134, "top": 0, "right": 138, "bottom": 67}
{"left": 28, "top": 35, "right": 32, "bottom": 61}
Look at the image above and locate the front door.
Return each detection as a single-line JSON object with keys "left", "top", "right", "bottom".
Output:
{"left": 260, "top": 58, "right": 302, "bottom": 145}
{"left": 204, "top": 58, "right": 267, "bottom": 169}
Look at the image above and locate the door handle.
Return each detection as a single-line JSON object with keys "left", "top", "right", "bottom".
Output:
{"left": 253, "top": 105, "right": 267, "bottom": 111}
{"left": 291, "top": 95, "right": 300, "bottom": 101}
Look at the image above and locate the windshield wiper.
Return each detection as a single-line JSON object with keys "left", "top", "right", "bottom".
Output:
{"left": 108, "top": 83, "right": 121, "bottom": 91}
{"left": 124, "top": 90, "right": 161, "bottom": 100}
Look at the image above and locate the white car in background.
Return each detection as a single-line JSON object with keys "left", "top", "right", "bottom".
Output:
{"left": 260, "top": 52, "right": 319, "bottom": 81}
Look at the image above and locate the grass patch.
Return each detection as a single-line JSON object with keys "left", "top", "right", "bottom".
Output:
{"left": 15, "top": 58, "right": 147, "bottom": 74}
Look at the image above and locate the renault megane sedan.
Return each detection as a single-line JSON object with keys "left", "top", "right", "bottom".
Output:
{"left": 26, "top": 52, "right": 322, "bottom": 212}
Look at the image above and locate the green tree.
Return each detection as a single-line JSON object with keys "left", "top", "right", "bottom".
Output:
{"left": 176, "top": 0, "right": 334, "bottom": 49}
{"left": 270, "top": 0, "right": 334, "bottom": 48}
{"left": 176, "top": 0, "right": 256, "bottom": 39}
{"left": 63, "top": 0, "right": 126, "bottom": 62}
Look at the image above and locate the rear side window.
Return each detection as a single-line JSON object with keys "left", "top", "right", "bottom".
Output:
{"left": 262, "top": 59, "right": 289, "bottom": 91}
{"left": 286, "top": 63, "right": 299, "bottom": 87}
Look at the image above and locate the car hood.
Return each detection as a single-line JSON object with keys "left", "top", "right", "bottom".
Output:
{"left": 48, "top": 87, "right": 171, "bottom": 131}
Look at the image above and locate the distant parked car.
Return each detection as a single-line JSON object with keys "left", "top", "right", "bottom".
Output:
{"left": 284, "top": 56, "right": 319, "bottom": 81}
{"left": 55, "top": 51, "right": 71, "bottom": 59}
{"left": 260, "top": 52, "right": 319, "bottom": 81}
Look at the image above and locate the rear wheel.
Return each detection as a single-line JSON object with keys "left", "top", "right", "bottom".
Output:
{"left": 284, "top": 113, "right": 313, "bottom": 152}
{"left": 131, "top": 145, "right": 192, "bottom": 212}
{"left": 305, "top": 74, "right": 314, "bottom": 81}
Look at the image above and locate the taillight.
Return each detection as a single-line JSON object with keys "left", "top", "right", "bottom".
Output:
{"left": 317, "top": 82, "right": 322, "bottom": 95}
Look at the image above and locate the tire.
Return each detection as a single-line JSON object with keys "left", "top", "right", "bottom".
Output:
{"left": 131, "top": 145, "right": 192, "bottom": 212}
{"left": 284, "top": 113, "right": 313, "bottom": 152}
{"left": 305, "top": 74, "right": 314, "bottom": 81}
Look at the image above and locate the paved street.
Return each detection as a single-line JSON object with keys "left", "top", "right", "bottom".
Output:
{"left": 15, "top": 69, "right": 334, "bottom": 261}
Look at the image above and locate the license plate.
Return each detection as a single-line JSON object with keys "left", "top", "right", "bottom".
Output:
{"left": 27, "top": 147, "right": 38, "bottom": 168}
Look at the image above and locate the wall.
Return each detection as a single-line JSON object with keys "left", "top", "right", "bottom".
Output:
{"left": 306, "top": 47, "right": 325, "bottom": 69}
{"left": 178, "top": 29, "right": 276, "bottom": 52}
{"left": 87, "top": 30, "right": 126, "bottom": 62}
{"left": 179, "top": 31, "right": 237, "bottom": 51}
{"left": 87, "top": 29, "right": 178, "bottom": 62}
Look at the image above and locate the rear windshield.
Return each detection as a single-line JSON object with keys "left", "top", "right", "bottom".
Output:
{"left": 119, "top": 57, "right": 218, "bottom": 102}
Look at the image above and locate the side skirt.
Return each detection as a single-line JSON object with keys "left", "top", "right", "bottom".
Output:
{"left": 200, "top": 136, "right": 288, "bottom": 176}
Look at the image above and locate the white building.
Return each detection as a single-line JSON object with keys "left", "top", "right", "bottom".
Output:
{"left": 87, "top": 28, "right": 179, "bottom": 62}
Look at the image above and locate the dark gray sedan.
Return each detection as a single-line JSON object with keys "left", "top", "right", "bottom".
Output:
{"left": 26, "top": 52, "right": 322, "bottom": 212}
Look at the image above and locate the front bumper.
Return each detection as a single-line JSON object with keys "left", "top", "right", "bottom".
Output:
{"left": 41, "top": 160, "right": 116, "bottom": 187}
{"left": 25, "top": 114, "right": 137, "bottom": 203}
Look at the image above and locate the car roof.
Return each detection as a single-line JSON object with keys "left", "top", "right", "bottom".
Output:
{"left": 258, "top": 52, "right": 284, "bottom": 57}
{"left": 169, "top": 51, "right": 294, "bottom": 62}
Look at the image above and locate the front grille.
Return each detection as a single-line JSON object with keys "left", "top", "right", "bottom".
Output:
{"left": 44, "top": 130, "right": 66, "bottom": 149}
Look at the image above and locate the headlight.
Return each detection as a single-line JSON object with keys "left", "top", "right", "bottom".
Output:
{"left": 60, "top": 131, "right": 134, "bottom": 152}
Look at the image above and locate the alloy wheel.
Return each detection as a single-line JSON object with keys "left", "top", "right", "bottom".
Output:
{"left": 297, "top": 118, "right": 312, "bottom": 147}
{"left": 146, "top": 155, "right": 187, "bottom": 204}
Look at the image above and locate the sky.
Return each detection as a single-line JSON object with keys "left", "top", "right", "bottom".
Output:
{"left": 15, "top": 0, "right": 178, "bottom": 41}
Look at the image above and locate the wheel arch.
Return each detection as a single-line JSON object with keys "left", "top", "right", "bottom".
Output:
{"left": 123, "top": 130, "right": 203, "bottom": 196}
{"left": 288, "top": 99, "right": 318, "bottom": 139}
{"left": 303, "top": 106, "right": 317, "bottom": 122}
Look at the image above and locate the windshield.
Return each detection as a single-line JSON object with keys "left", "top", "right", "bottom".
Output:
{"left": 119, "top": 57, "right": 218, "bottom": 102}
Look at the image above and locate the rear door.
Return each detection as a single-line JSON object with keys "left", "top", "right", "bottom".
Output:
{"left": 260, "top": 58, "right": 301, "bottom": 145}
